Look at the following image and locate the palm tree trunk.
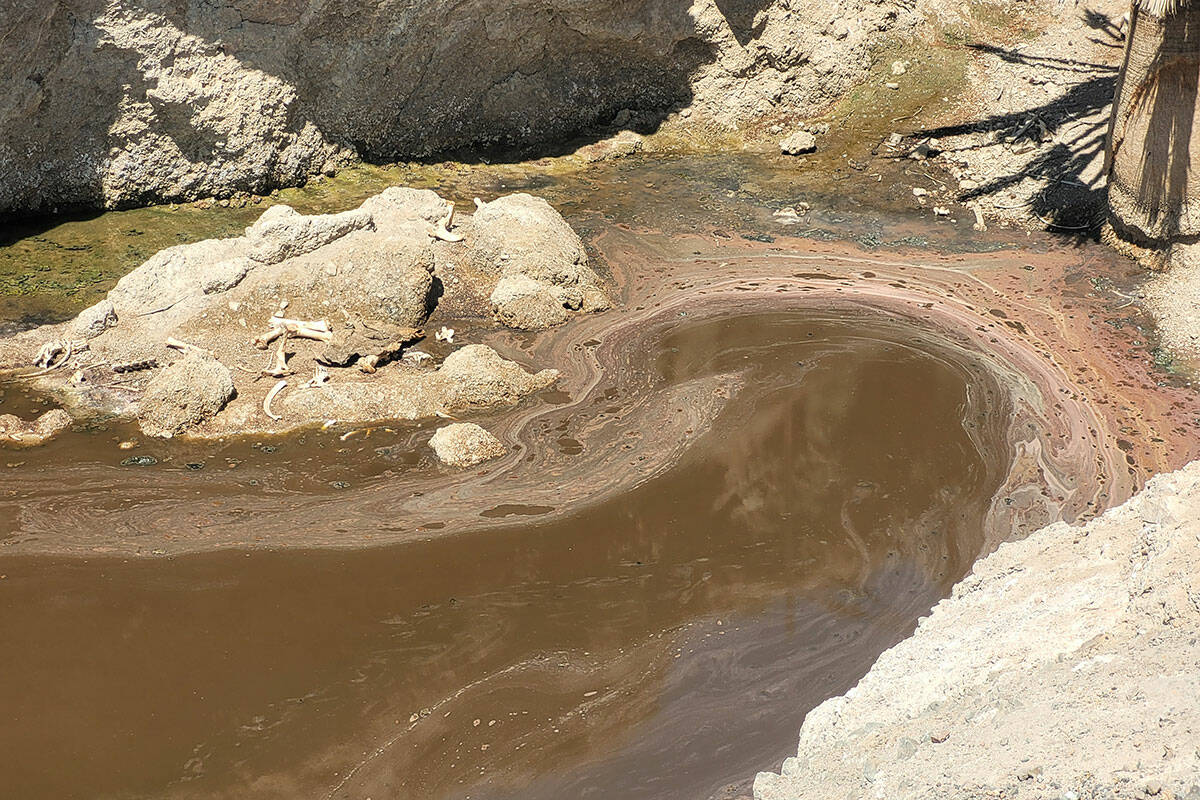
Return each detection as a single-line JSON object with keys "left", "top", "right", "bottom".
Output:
{"left": 1106, "top": 1, "right": 1200, "bottom": 248}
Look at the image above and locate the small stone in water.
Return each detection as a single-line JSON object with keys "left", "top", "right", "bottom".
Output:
{"left": 185, "top": 462, "right": 205, "bottom": 471}
{"left": 121, "top": 455, "right": 158, "bottom": 467}
{"left": 118, "top": 440, "right": 138, "bottom": 450}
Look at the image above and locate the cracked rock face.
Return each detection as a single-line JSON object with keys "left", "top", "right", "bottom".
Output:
{"left": 0, "top": 0, "right": 923, "bottom": 216}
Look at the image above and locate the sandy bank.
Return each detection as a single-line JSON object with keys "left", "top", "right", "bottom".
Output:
{"left": 755, "top": 459, "right": 1200, "bottom": 800}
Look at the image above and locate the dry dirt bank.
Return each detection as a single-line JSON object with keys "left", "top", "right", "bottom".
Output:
{"left": 755, "top": 460, "right": 1200, "bottom": 800}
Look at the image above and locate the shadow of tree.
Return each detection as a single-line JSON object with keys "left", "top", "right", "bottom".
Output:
{"left": 905, "top": 41, "right": 1119, "bottom": 238}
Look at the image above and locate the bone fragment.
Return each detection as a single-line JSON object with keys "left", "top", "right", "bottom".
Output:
{"left": 254, "top": 317, "right": 333, "bottom": 348}
{"left": 263, "top": 333, "right": 291, "bottom": 377}
{"left": 263, "top": 379, "right": 287, "bottom": 420}
{"left": 427, "top": 223, "right": 463, "bottom": 243}
{"left": 271, "top": 317, "right": 333, "bottom": 341}
{"left": 165, "top": 337, "right": 212, "bottom": 356}
{"left": 33, "top": 339, "right": 83, "bottom": 370}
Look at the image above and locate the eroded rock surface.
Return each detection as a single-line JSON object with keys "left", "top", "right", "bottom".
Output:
{"left": 0, "top": 188, "right": 596, "bottom": 438}
{"left": 429, "top": 422, "right": 507, "bottom": 467}
{"left": 754, "top": 461, "right": 1200, "bottom": 800}
{"left": 1, "top": 0, "right": 928, "bottom": 215}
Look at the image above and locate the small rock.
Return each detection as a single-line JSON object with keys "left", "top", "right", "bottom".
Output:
{"left": 430, "top": 423, "right": 507, "bottom": 468}
{"left": 933, "top": 206, "right": 951, "bottom": 216}
{"left": 1017, "top": 765, "right": 1043, "bottom": 781}
{"left": 891, "top": 60, "right": 908, "bottom": 75}
{"left": 885, "top": 82, "right": 901, "bottom": 90}
{"left": 120, "top": 455, "right": 158, "bottom": 467}
{"left": 930, "top": 730, "right": 950, "bottom": 743}
{"left": 0, "top": 409, "right": 73, "bottom": 447}
{"left": 1145, "top": 780, "right": 1163, "bottom": 796}
{"left": 912, "top": 187, "right": 929, "bottom": 198}
{"left": 779, "top": 130, "right": 817, "bottom": 155}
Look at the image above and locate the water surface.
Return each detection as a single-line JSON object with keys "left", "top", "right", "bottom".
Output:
{"left": 1, "top": 311, "right": 1007, "bottom": 800}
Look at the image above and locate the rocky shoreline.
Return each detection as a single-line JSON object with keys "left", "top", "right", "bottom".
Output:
{"left": 0, "top": 187, "right": 606, "bottom": 448}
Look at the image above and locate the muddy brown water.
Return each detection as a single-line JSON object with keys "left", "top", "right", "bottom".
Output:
{"left": 1, "top": 309, "right": 1008, "bottom": 800}
{"left": 5, "top": 149, "right": 1193, "bottom": 800}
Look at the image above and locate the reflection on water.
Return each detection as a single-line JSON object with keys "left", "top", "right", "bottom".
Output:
{"left": 0, "top": 312, "right": 1009, "bottom": 800}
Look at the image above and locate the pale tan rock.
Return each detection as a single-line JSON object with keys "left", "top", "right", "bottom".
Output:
{"left": 429, "top": 422, "right": 507, "bottom": 467}
{"left": 137, "top": 352, "right": 236, "bottom": 437}
{"left": 0, "top": 409, "right": 72, "bottom": 447}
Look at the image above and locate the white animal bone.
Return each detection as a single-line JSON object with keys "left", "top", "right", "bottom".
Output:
{"left": 427, "top": 201, "right": 463, "bottom": 243}
{"left": 253, "top": 317, "right": 333, "bottom": 348}
{"left": 263, "top": 379, "right": 287, "bottom": 420}
{"left": 263, "top": 333, "right": 291, "bottom": 377}
{"left": 165, "top": 337, "right": 212, "bottom": 356}
{"left": 33, "top": 340, "right": 71, "bottom": 369}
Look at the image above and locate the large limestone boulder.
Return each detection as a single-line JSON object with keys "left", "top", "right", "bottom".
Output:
{"left": 429, "top": 422, "right": 507, "bottom": 467}
{"left": 466, "top": 193, "right": 610, "bottom": 329}
{"left": 438, "top": 344, "right": 559, "bottom": 406}
{"left": 107, "top": 237, "right": 251, "bottom": 315}
{"left": 137, "top": 351, "right": 236, "bottom": 437}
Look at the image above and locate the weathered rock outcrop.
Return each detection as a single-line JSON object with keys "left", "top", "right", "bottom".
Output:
{"left": 0, "top": 0, "right": 925, "bottom": 216}
{"left": 0, "top": 187, "right": 599, "bottom": 438}
{"left": 754, "top": 462, "right": 1200, "bottom": 800}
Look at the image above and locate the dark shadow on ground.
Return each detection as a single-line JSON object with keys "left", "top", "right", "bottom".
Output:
{"left": 905, "top": 40, "right": 1119, "bottom": 241}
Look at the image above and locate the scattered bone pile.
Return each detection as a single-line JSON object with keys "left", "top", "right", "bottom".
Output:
{"left": 0, "top": 187, "right": 608, "bottom": 440}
